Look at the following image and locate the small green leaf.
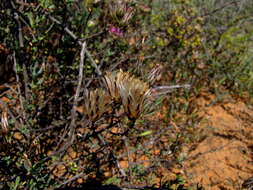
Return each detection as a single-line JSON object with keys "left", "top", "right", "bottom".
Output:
{"left": 139, "top": 130, "right": 153, "bottom": 137}
{"left": 14, "top": 176, "right": 21, "bottom": 189}
{"left": 104, "top": 176, "right": 121, "bottom": 185}
{"left": 26, "top": 12, "right": 34, "bottom": 28}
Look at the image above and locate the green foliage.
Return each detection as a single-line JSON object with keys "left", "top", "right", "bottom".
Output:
{"left": 162, "top": 175, "right": 190, "bottom": 190}
{"left": 0, "top": 0, "right": 253, "bottom": 189}
{"left": 1, "top": 155, "right": 54, "bottom": 190}
{"left": 104, "top": 176, "right": 121, "bottom": 185}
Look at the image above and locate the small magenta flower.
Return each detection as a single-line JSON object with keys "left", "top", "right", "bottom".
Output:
{"left": 108, "top": 25, "right": 124, "bottom": 37}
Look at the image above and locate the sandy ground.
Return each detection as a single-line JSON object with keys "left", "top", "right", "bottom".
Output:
{"left": 183, "top": 93, "right": 253, "bottom": 189}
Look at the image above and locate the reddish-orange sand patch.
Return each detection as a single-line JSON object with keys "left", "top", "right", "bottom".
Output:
{"left": 183, "top": 94, "right": 253, "bottom": 189}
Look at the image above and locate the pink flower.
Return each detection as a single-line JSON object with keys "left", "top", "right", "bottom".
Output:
{"left": 108, "top": 25, "right": 124, "bottom": 37}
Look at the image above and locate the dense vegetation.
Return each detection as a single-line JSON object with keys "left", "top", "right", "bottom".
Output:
{"left": 0, "top": 0, "right": 252, "bottom": 189}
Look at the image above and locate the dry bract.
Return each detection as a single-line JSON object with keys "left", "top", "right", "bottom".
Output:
{"left": 103, "top": 71, "right": 121, "bottom": 102}
{"left": 117, "top": 71, "right": 151, "bottom": 120}
{"left": 0, "top": 111, "right": 8, "bottom": 135}
{"left": 104, "top": 70, "right": 151, "bottom": 120}
{"left": 83, "top": 89, "right": 111, "bottom": 122}
{"left": 83, "top": 70, "right": 150, "bottom": 123}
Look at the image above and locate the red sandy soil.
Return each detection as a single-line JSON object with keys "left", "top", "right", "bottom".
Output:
{"left": 182, "top": 93, "right": 253, "bottom": 189}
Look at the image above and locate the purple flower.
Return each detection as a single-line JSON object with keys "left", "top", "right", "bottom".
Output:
{"left": 108, "top": 25, "right": 124, "bottom": 37}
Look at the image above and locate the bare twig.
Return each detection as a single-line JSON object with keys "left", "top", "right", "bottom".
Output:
{"left": 152, "top": 84, "right": 191, "bottom": 90}
{"left": 22, "top": 63, "right": 30, "bottom": 100}
{"left": 13, "top": 13, "right": 24, "bottom": 48}
{"left": 11, "top": 0, "right": 36, "bottom": 42}
{"left": 49, "top": 15, "right": 78, "bottom": 40}
{"left": 13, "top": 52, "right": 28, "bottom": 129}
{"left": 47, "top": 172, "right": 87, "bottom": 190}
{"left": 83, "top": 46, "right": 102, "bottom": 75}
{"left": 123, "top": 136, "right": 132, "bottom": 181}
{"left": 53, "top": 42, "right": 86, "bottom": 155}
{"left": 69, "top": 41, "right": 86, "bottom": 131}
{"left": 73, "top": 41, "right": 86, "bottom": 105}
{"left": 151, "top": 84, "right": 191, "bottom": 96}
{"left": 48, "top": 15, "right": 102, "bottom": 75}
{"left": 81, "top": 30, "right": 105, "bottom": 40}
{"left": 98, "top": 134, "right": 127, "bottom": 178}
{"left": 201, "top": 1, "right": 238, "bottom": 17}
{"left": 16, "top": 13, "right": 36, "bottom": 40}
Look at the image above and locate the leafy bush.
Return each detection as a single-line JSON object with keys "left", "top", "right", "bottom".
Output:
{"left": 0, "top": 0, "right": 252, "bottom": 189}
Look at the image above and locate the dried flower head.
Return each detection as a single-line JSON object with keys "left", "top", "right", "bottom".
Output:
{"left": 83, "top": 89, "right": 111, "bottom": 122}
{"left": 109, "top": 0, "right": 135, "bottom": 25}
{"left": 103, "top": 71, "right": 121, "bottom": 102}
{"left": 86, "top": 70, "right": 151, "bottom": 122}
{"left": 113, "top": 70, "right": 151, "bottom": 120}
{"left": 104, "top": 70, "right": 150, "bottom": 119}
